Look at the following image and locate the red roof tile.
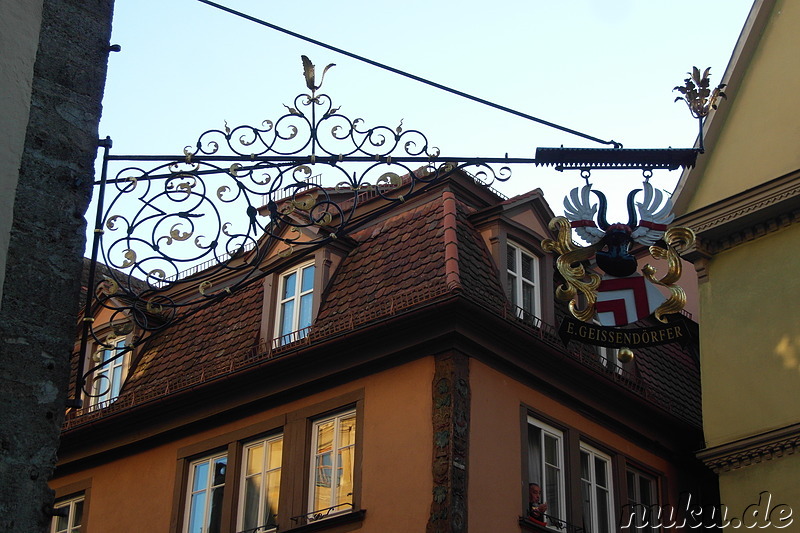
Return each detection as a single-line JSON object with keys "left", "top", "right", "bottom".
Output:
{"left": 121, "top": 280, "right": 264, "bottom": 398}
{"left": 66, "top": 175, "right": 701, "bottom": 430}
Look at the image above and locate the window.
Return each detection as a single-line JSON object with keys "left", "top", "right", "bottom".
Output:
{"left": 275, "top": 263, "right": 315, "bottom": 345}
{"left": 185, "top": 452, "right": 227, "bottom": 533}
{"left": 597, "top": 345, "right": 622, "bottom": 374}
{"left": 527, "top": 417, "right": 565, "bottom": 528}
{"left": 507, "top": 242, "right": 540, "bottom": 322}
{"left": 51, "top": 494, "right": 84, "bottom": 533}
{"left": 238, "top": 435, "right": 283, "bottom": 532}
{"left": 309, "top": 410, "right": 357, "bottom": 520}
{"left": 580, "top": 444, "right": 614, "bottom": 533}
{"left": 625, "top": 468, "right": 658, "bottom": 532}
{"left": 590, "top": 319, "right": 622, "bottom": 374}
{"left": 175, "top": 392, "right": 363, "bottom": 532}
{"left": 89, "top": 335, "right": 129, "bottom": 408}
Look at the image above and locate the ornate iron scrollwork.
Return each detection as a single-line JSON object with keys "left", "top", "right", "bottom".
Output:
{"left": 77, "top": 57, "right": 512, "bottom": 402}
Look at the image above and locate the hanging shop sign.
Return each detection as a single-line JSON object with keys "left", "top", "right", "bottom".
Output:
{"left": 542, "top": 179, "right": 695, "bottom": 352}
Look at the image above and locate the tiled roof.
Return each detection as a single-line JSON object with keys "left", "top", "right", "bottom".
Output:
{"left": 552, "top": 293, "right": 701, "bottom": 426}
{"left": 452, "top": 200, "right": 507, "bottom": 308}
{"left": 629, "top": 320, "right": 701, "bottom": 426}
{"left": 65, "top": 177, "right": 702, "bottom": 430}
{"left": 315, "top": 189, "right": 507, "bottom": 325}
{"left": 316, "top": 196, "right": 448, "bottom": 323}
{"left": 120, "top": 280, "right": 264, "bottom": 397}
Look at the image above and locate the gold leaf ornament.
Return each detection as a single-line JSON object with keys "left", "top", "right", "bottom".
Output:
{"left": 253, "top": 173, "right": 271, "bottom": 186}
{"left": 642, "top": 226, "right": 695, "bottom": 322}
{"left": 542, "top": 217, "right": 604, "bottom": 322}
{"left": 316, "top": 212, "right": 333, "bottom": 227}
{"left": 146, "top": 300, "right": 163, "bottom": 315}
{"left": 112, "top": 320, "right": 134, "bottom": 336}
{"left": 199, "top": 281, "right": 213, "bottom": 295}
{"left": 291, "top": 194, "right": 317, "bottom": 211}
{"left": 291, "top": 165, "right": 313, "bottom": 184}
{"left": 176, "top": 178, "right": 196, "bottom": 193}
{"left": 301, "top": 55, "right": 336, "bottom": 93}
{"left": 376, "top": 172, "right": 403, "bottom": 187}
{"left": 121, "top": 249, "right": 137, "bottom": 268}
{"left": 193, "top": 236, "right": 209, "bottom": 249}
{"left": 99, "top": 278, "right": 119, "bottom": 296}
{"left": 169, "top": 224, "right": 192, "bottom": 242}
{"left": 106, "top": 215, "right": 121, "bottom": 231}
{"left": 277, "top": 245, "right": 294, "bottom": 258}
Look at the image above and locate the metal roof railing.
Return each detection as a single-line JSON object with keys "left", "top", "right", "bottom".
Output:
{"left": 63, "top": 280, "right": 696, "bottom": 430}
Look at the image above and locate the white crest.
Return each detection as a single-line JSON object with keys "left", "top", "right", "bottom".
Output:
{"left": 630, "top": 181, "right": 674, "bottom": 246}
{"left": 563, "top": 184, "right": 604, "bottom": 244}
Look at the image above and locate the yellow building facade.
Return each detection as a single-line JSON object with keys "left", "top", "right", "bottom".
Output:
{"left": 673, "top": 0, "right": 800, "bottom": 523}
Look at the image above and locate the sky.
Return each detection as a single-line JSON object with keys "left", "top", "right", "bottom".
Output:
{"left": 95, "top": 0, "right": 754, "bottom": 242}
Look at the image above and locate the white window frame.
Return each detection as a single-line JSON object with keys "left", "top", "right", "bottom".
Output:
{"left": 580, "top": 443, "right": 614, "bottom": 533}
{"left": 507, "top": 242, "right": 541, "bottom": 322}
{"left": 51, "top": 494, "right": 84, "bottom": 533}
{"left": 308, "top": 409, "right": 357, "bottom": 520}
{"left": 591, "top": 320, "right": 622, "bottom": 374}
{"left": 597, "top": 346, "right": 622, "bottom": 375}
{"left": 625, "top": 467, "right": 659, "bottom": 532}
{"left": 237, "top": 434, "right": 283, "bottom": 533}
{"left": 88, "top": 334, "right": 130, "bottom": 409}
{"left": 527, "top": 416, "right": 566, "bottom": 528}
{"left": 274, "top": 262, "right": 315, "bottom": 346}
{"left": 184, "top": 452, "right": 228, "bottom": 533}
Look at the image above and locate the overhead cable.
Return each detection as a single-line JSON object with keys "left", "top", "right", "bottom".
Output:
{"left": 195, "top": 0, "right": 621, "bottom": 148}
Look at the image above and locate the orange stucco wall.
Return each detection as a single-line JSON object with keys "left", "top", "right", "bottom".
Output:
{"left": 51, "top": 356, "right": 435, "bottom": 532}
{"left": 468, "top": 359, "right": 681, "bottom": 533}
{"left": 54, "top": 351, "right": 691, "bottom": 532}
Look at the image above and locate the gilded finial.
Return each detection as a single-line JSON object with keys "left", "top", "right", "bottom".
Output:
{"left": 674, "top": 66, "right": 726, "bottom": 152}
{"left": 301, "top": 55, "right": 336, "bottom": 94}
{"left": 674, "top": 66, "right": 726, "bottom": 120}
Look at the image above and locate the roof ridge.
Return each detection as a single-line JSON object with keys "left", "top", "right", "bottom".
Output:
{"left": 441, "top": 191, "right": 462, "bottom": 292}
{"left": 350, "top": 195, "right": 441, "bottom": 244}
{"left": 499, "top": 188, "right": 543, "bottom": 206}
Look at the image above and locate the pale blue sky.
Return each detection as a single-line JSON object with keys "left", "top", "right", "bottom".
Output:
{"left": 99, "top": 0, "right": 754, "bottom": 220}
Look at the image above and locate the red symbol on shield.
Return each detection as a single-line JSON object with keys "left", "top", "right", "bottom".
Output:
{"left": 595, "top": 274, "right": 665, "bottom": 327}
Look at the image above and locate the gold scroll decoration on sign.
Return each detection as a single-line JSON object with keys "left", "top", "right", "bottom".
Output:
{"left": 542, "top": 217, "right": 604, "bottom": 322}
{"left": 642, "top": 226, "right": 695, "bottom": 322}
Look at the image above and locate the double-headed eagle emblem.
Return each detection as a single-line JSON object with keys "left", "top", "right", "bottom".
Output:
{"left": 563, "top": 180, "right": 674, "bottom": 277}
{"left": 543, "top": 180, "right": 695, "bottom": 326}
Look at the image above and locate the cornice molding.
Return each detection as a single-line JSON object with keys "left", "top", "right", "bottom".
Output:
{"left": 697, "top": 422, "right": 800, "bottom": 473}
{"left": 675, "top": 170, "right": 800, "bottom": 268}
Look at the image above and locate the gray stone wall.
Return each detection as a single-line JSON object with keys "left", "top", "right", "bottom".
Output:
{"left": 0, "top": 0, "right": 114, "bottom": 531}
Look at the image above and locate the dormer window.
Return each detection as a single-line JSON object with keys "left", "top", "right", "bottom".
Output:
{"left": 506, "top": 242, "right": 540, "bottom": 322}
{"left": 275, "top": 262, "right": 315, "bottom": 345}
{"left": 89, "top": 335, "right": 129, "bottom": 408}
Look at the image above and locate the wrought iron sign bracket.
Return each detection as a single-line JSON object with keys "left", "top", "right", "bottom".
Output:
{"left": 69, "top": 58, "right": 715, "bottom": 408}
{"left": 534, "top": 146, "right": 699, "bottom": 172}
